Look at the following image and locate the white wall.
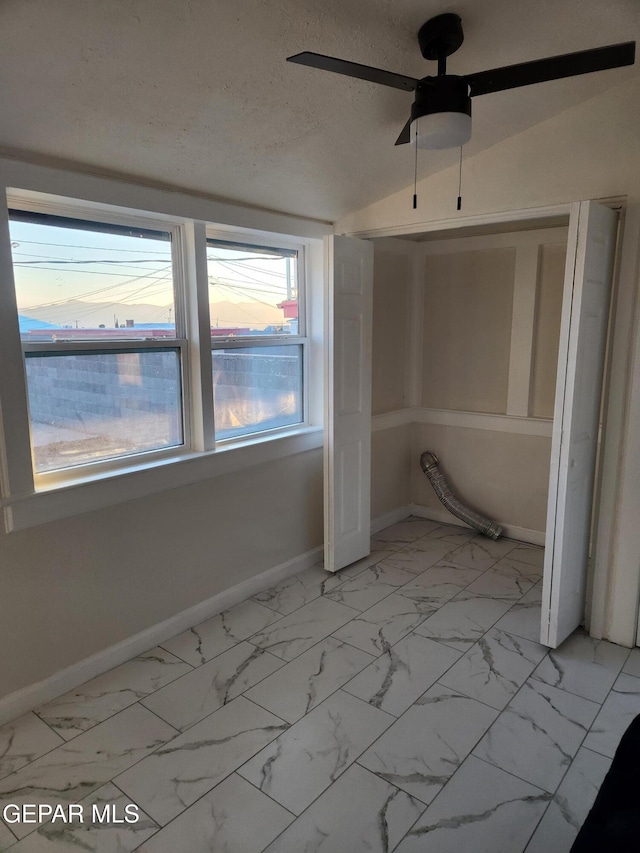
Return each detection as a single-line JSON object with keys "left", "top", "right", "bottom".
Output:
{"left": 371, "top": 426, "right": 412, "bottom": 520}
{"left": 0, "top": 451, "right": 323, "bottom": 699}
{"left": 370, "top": 241, "right": 413, "bottom": 521}
{"left": 422, "top": 246, "right": 516, "bottom": 414}
{"left": 349, "top": 76, "right": 640, "bottom": 647}
{"left": 410, "top": 424, "right": 551, "bottom": 534}
{"left": 372, "top": 248, "right": 410, "bottom": 416}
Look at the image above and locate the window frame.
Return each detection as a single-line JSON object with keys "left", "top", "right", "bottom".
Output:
{"left": 205, "top": 229, "right": 309, "bottom": 444}
{"left": 8, "top": 204, "right": 193, "bottom": 487}
{"left": 0, "top": 191, "right": 322, "bottom": 524}
{"left": 25, "top": 341, "right": 189, "bottom": 483}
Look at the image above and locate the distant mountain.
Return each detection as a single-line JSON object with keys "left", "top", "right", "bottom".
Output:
{"left": 23, "top": 299, "right": 286, "bottom": 329}
{"left": 208, "top": 300, "right": 284, "bottom": 329}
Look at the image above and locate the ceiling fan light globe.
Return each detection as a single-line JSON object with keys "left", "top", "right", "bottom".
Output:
{"left": 411, "top": 111, "right": 471, "bottom": 149}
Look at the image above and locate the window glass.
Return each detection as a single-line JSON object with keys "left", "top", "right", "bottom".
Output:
{"left": 206, "top": 240, "right": 299, "bottom": 336}
{"left": 25, "top": 349, "right": 183, "bottom": 472}
{"left": 9, "top": 212, "right": 176, "bottom": 342}
{"left": 212, "top": 344, "right": 303, "bottom": 439}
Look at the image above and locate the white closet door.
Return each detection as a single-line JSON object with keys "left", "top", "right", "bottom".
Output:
{"left": 541, "top": 201, "right": 618, "bottom": 647}
{"left": 324, "top": 235, "right": 374, "bottom": 573}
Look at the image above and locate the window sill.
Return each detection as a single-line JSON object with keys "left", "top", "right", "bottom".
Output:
{"left": 2, "top": 426, "right": 324, "bottom": 532}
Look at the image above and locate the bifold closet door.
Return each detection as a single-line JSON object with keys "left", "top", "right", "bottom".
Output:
{"left": 323, "top": 235, "right": 374, "bottom": 573}
{"left": 541, "top": 201, "right": 618, "bottom": 648}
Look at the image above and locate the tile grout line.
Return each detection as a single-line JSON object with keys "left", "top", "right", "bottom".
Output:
{"left": 392, "top": 747, "right": 553, "bottom": 853}
{"left": 348, "top": 679, "right": 503, "bottom": 799}
{"left": 575, "top": 663, "right": 640, "bottom": 760}
{"left": 228, "top": 694, "right": 390, "bottom": 826}
{"left": 0, "top": 701, "right": 183, "bottom": 837}
{"left": 527, "top": 654, "right": 629, "bottom": 706}
{"left": 25, "top": 652, "right": 198, "bottom": 746}
{"left": 239, "top": 726, "right": 414, "bottom": 853}
{"left": 113, "top": 695, "right": 295, "bottom": 835}
{"left": 30, "top": 710, "right": 68, "bottom": 745}
{"left": 0, "top": 712, "right": 66, "bottom": 783}
{"left": 127, "top": 772, "right": 298, "bottom": 853}
{"left": 517, "top": 644, "right": 624, "bottom": 849}
{"left": 137, "top": 639, "right": 288, "bottom": 723}
{"left": 237, "top": 645, "right": 379, "bottom": 724}
{"left": 462, "top": 649, "right": 607, "bottom": 802}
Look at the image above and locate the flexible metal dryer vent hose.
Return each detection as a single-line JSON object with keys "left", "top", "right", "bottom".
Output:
{"left": 420, "top": 451, "right": 503, "bottom": 540}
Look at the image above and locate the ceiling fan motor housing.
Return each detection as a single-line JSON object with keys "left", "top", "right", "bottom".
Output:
{"left": 417, "top": 13, "right": 464, "bottom": 61}
{"left": 410, "top": 76, "right": 472, "bottom": 148}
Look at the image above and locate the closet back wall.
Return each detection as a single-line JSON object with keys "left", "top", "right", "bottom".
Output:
{"left": 370, "top": 246, "right": 412, "bottom": 519}
{"left": 371, "top": 227, "right": 568, "bottom": 542}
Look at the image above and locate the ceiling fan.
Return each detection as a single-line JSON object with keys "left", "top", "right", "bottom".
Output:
{"left": 287, "top": 13, "right": 635, "bottom": 150}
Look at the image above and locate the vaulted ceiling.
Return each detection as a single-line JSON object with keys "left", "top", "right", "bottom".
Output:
{"left": 1, "top": 0, "right": 638, "bottom": 221}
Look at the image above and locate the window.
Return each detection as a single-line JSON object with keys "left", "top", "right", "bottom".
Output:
{"left": 6, "top": 205, "right": 310, "bottom": 484}
{"left": 23, "top": 348, "right": 184, "bottom": 473}
{"left": 206, "top": 238, "right": 306, "bottom": 441}
{"left": 9, "top": 210, "right": 186, "bottom": 476}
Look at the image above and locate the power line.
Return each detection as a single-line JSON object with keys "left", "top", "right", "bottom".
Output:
{"left": 14, "top": 257, "right": 172, "bottom": 266}
{"left": 214, "top": 259, "right": 287, "bottom": 288}
{"left": 213, "top": 282, "right": 283, "bottom": 314}
{"left": 233, "top": 262, "right": 287, "bottom": 277}
{"left": 20, "top": 263, "right": 174, "bottom": 311}
{"left": 212, "top": 278, "right": 285, "bottom": 296}
{"left": 15, "top": 264, "right": 173, "bottom": 280}
{"left": 11, "top": 238, "right": 170, "bottom": 254}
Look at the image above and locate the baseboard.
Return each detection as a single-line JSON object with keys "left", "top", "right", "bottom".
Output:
{"left": 371, "top": 503, "right": 544, "bottom": 547}
{"left": 408, "top": 503, "right": 546, "bottom": 546}
{"left": 370, "top": 506, "right": 413, "bottom": 535}
{"left": 0, "top": 545, "right": 322, "bottom": 725}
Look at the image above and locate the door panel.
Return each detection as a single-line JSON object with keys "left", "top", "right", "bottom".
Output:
{"left": 541, "top": 201, "right": 618, "bottom": 647}
{"left": 324, "top": 236, "right": 374, "bottom": 573}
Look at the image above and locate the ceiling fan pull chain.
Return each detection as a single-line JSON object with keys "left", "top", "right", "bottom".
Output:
{"left": 457, "top": 145, "right": 463, "bottom": 211}
{"left": 413, "top": 118, "right": 419, "bottom": 209}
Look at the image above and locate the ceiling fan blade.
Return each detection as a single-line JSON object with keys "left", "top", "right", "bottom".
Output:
{"left": 395, "top": 118, "right": 412, "bottom": 145}
{"left": 466, "top": 41, "right": 635, "bottom": 97}
{"left": 287, "top": 52, "right": 418, "bottom": 92}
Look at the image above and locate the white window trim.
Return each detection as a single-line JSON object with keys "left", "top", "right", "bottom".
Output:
{"left": 0, "top": 164, "right": 329, "bottom": 532}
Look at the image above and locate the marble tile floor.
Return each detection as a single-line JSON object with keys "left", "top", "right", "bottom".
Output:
{"left": 2, "top": 516, "right": 640, "bottom": 852}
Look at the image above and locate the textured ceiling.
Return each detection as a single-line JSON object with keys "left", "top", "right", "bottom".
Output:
{"left": 0, "top": 0, "right": 638, "bottom": 221}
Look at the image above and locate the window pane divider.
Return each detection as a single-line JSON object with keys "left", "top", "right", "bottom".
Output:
{"left": 183, "top": 222, "right": 216, "bottom": 451}
{"left": 210, "top": 335, "right": 305, "bottom": 350}
{"left": 22, "top": 339, "right": 185, "bottom": 354}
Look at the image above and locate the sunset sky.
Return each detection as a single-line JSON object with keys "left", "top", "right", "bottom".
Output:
{"left": 9, "top": 218, "right": 297, "bottom": 330}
